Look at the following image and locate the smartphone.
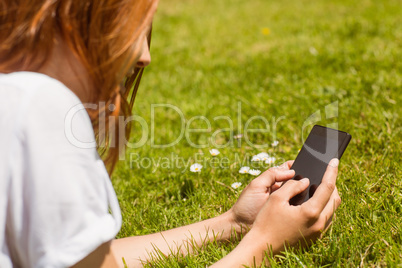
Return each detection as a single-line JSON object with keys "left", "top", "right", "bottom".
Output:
{"left": 289, "top": 125, "right": 351, "bottom": 206}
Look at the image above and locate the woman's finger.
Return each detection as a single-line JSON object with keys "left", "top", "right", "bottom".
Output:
{"left": 276, "top": 160, "right": 294, "bottom": 170}
{"left": 273, "top": 178, "right": 310, "bottom": 201}
{"left": 320, "top": 186, "right": 341, "bottom": 224}
{"left": 255, "top": 168, "right": 295, "bottom": 188}
{"left": 304, "top": 158, "right": 339, "bottom": 212}
{"left": 270, "top": 182, "right": 283, "bottom": 192}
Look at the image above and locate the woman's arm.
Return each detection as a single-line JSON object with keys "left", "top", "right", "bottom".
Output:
{"left": 72, "top": 242, "right": 120, "bottom": 268}
{"left": 111, "top": 210, "right": 237, "bottom": 267}
{"left": 73, "top": 160, "right": 340, "bottom": 268}
{"left": 110, "top": 161, "right": 297, "bottom": 267}
{"left": 71, "top": 211, "right": 237, "bottom": 268}
{"left": 72, "top": 212, "right": 237, "bottom": 268}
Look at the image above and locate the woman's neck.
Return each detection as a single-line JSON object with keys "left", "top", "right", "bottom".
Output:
{"left": 36, "top": 35, "right": 94, "bottom": 103}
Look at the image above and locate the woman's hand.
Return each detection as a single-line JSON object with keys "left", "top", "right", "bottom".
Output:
{"left": 212, "top": 158, "right": 341, "bottom": 267}
{"left": 252, "top": 158, "right": 341, "bottom": 251}
{"left": 228, "top": 161, "right": 295, "bottom": 233}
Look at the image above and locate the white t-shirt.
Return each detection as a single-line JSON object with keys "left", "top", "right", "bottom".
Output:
{"left": 0, "top": 72, "right": 122, "bottom": 268}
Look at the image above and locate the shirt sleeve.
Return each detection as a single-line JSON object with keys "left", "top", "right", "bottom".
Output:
{"left": 7, "top": 77, "right": 121, "bottom": 268}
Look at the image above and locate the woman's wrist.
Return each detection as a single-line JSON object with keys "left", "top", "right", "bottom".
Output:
{"left": 238, "top": 228, "right": 283, "bottom": 264}
{"left": 224, "top": 208, "right": 251, "bottom": 236}
{"left": 198, "top": 210, "right": 242, "bottom": 243}
{"left": 246, "top": 227, "right": 282, "bottom": 254}
{"left": 211, "top": 227, "right": 282, "bottom": 267}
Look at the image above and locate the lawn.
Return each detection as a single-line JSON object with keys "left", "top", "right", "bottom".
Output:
{"left": 112, "top": 0, "right": 402, "bottom": 266}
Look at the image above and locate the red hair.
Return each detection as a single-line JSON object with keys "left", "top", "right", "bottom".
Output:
{"left": 0, "top": 0, "right": 158, "bottom": 173}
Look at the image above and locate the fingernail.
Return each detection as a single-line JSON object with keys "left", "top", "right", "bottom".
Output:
{"left": 329, "top": 158, "right": 339, "bottom": 168}
{"left": 284, "top": 170, "right": 295, "bottom": 175}
{"left": 300, "top": 178, "right": 310, "bottom": 184}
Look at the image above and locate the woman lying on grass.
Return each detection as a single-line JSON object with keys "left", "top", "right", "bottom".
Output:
{"left": 0, "top": 0, "right": 341, "bottom": 267}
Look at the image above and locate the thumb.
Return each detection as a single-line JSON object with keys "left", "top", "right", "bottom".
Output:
{"left": 255, "top": 169, "right": 295, "bottom": 189}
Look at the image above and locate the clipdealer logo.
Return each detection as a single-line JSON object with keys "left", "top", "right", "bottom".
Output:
{"left": 64, "top": 101, "right": 286, "bottom": 159}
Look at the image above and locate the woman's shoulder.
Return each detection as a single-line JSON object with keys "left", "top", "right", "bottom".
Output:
{"left": 0, "top": 71, "right": 82, "bottom": 109}
{"left": 0, "top": 74, "right": 121, "bottom": 268}
{"left": 0, "top": 71, "right": 94, "bottom": 143}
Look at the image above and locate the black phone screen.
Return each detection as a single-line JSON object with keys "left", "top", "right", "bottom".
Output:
{"left": 289, "top": 125, "right": 351, "bottom": 205}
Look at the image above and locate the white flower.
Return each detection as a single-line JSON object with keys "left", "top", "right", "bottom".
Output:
{"left": 257, "top": 152, "right": 270, "bottom": 161}
{"left": 252, "top": 152, "right": 269, "bottom": 161}
{"left": 234, "top": 134, "right": 243, "bottom": 139}
{"left": 231, "top": 182, "right": 242, "bottom": 189}
{"left": 265, "top": 157, "right": 276, "bottom": 164}
{"left": 209, "top": 149, "right": 220, "bottom": 156}
{"left": 190, "top": 163, "right": 203, "bottom": 172}
{"left": 272, "top": 140, "right": 279, "bottom": 147}
{"left": 239, "top": 166, "right": 250, "bottom": 174}
{"left": 309, "top": 46, "right": 318, "bottom": 56}
{"left": 248, "top": 169, "right": 261, "bottom": 176}
{"left": 251, "top": 155, "right": 261, "bottom": 161}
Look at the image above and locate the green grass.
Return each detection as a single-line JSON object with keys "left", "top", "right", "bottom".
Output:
{"left": 112, "top": 0, "right": 402, "bottom": 266}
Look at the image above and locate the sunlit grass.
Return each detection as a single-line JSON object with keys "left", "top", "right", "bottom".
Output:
{"left": 112, "top": 0, "right": 401, "bottom": 266}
